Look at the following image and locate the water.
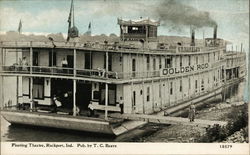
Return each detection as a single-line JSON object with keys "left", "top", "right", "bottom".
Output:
{"left": 1, "top": 81, "right": 246, "bottom": 142}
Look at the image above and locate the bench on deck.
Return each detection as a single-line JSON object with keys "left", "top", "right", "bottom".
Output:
{"left": 89, "top": 103, "right": 121, "bottom": 112}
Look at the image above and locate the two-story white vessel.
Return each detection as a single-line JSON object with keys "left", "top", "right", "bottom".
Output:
{"left": 0, "top": 3, "right": 246, "bottom": 135}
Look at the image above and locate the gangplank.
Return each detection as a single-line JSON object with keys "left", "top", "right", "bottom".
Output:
{"left": 111, "top": 113, "right": 227, "bottom": 128}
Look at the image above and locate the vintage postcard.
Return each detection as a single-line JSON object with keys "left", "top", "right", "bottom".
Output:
{"left": 0, "top": 0, "right": 249, "bottom": 154}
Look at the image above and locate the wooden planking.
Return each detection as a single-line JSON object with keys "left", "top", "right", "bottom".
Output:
{"left": 111, "top": 113, "right": 227, "bottom": 127}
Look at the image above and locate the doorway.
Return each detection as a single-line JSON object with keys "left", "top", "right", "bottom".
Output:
{"left": 76, "top": 82, "right": 92, "bottom": 110}
{"left": 67, "top": 55, "right": 74, "bottom": 68}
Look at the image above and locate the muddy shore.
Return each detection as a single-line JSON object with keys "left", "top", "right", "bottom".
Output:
{"left": 133, "top": 101, "right": 244, "bottom": 142}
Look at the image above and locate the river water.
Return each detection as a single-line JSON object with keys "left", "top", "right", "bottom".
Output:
{"left": 1, "top": 81, "right": 247, "bottom": 142}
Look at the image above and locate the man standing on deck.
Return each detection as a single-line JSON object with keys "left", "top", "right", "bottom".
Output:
{"left": 188, "top": 103, "right": 196, "bottom": 122}
{"left": 61, "top": 57, "right": 68, "bottom": 67}
{"left": 61, "top": 57, "right": 68, "bottom": 73}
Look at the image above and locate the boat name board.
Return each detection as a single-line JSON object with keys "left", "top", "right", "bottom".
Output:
{"left": 162, "top": 63, "right": 209, "bottom": 75}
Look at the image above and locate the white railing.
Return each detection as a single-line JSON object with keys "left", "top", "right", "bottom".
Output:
{"left": 0, "top": 65, "right": 162, "bottom": 80}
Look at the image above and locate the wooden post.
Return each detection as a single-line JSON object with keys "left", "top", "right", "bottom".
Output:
{"left": 17, "top": 76, "right": 19, "bottom": 106}
{"left": 105, "top": 52, "right": 108, "bottom": 120}
{"left": 1, "top": 76, "right": 4, "bottom": 109}
{"left": 73, "top": 48, "right": 76, "bottom": 76}
{"left": 73, "top": 48, "right": 77, "bottom": 116}
{"left": 52, "top": 48, "right": 54, "bottom": 67}
{"left": 142, "top": 80, "right": 145, "bottom": 114}
{"left": 73, "top": 79, "right": 76, "bottom": 116}
{"left": 30, "top": 41, "right": 33, "bottom": 74}
{"left": 30, "top": 77, "right": 33, "bottom": 111}
{"left": 105, "top": 83, "right": 108, "bottom": 120}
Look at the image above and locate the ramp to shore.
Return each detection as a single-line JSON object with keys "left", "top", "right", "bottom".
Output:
{"left": 111, "top": 113, "right": 227, "bottom": 128}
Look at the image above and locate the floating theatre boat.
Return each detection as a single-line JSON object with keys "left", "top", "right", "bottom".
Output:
{"left": 0, "top": 1, "right": 247, "bottom": 135}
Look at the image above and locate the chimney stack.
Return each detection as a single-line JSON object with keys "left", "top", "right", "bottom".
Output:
{"left": 213, "top": 25, "right": 217, "bottom": 39}
{"left": 191, "top": 28, "right": 195, "bottom": 46}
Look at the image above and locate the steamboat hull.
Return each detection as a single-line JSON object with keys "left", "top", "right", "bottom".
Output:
{"left": 1, "top": 110, "right": 114, "bottom": 135}
{"left": 1, "top": 77, "right": 244, "bottom": 136}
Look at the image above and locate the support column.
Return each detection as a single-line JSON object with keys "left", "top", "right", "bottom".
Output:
{"left": 30, "top": 77, "right": 33, "bottom": 111}
{"left": 73, "top": 79, "right": 76, "bottom": 116}
{"left": 1, "top": 76, "right": 4, "bottom": 109}
{"left": 105, "top": 83, "right": 108, "bottom": 120}
{"left": 105, "top": 52, "right": 109, "bottom": 120}
{"left": 30, "top": 41, "right": 33, "bottom": 74}
{"left": 52, "top": 48, "right": 54, "bottom": 67}
{"left": 142, "top": 80, "right": 145, "bottom": 114}
{"left": 73, "top": 48, "right": 77, "bottom": 116}
{"left": 17, "top": 76, "right": 19, "bottom": 105}
{"left": 0, "top": 47, "right": 3, "bottom": 109}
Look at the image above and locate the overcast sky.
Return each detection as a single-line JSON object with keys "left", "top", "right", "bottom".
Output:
{"left": 0, "top": 0, "right": 249, "bottom": 51}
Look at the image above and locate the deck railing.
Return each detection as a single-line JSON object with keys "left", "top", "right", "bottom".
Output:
{"left": 0, "top": 65, "right": 161, "bottom": 80}
{"left": 0, "top": 41, "right": 222, "bottom": 54}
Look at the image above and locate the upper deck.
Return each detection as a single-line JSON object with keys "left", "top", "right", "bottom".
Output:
{"left": 0, "top": 41, "right": 224, "bottom": 55}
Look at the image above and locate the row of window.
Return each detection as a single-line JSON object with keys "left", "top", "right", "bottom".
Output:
{"left": 136, "top": 73, "right": 220, "bottom": 103}
{"left": 133, "top": 52, "right": 219, "bottom": 72}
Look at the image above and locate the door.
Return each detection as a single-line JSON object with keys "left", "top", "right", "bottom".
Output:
{"left": 33, "top": 51, "right": 39, "bottom": 66}
{"left": 132, "top": 59, "right": 136, "bottom": 77}
{"left": 67, "top": 55, "right": 74, "bottom": 68}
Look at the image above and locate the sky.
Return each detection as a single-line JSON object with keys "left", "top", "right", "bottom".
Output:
{"left": 0, "top": 0, "right": 249, "bottom": 51}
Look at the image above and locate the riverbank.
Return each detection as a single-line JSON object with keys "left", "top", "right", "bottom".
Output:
{"left": 135, "top": 101, "right": 247, "bottom": 142}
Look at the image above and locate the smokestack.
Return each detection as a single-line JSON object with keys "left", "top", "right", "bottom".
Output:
{"left": 191, "top": 28, "right": 195, "bottom": 46}
{"left": 213, "top": 25, "right": 217, "bottom": 39}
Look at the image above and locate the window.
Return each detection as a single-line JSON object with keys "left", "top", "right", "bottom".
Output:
{"left": 208, "top": 53, "right": 210, "bottom": 62}
{"left": 196, "top": 56, "right": 198, "bottom": 64}
{"left": 166, "top": 56, "right": 172, "bottom": 68}
{"left": 33, "top": 51, "right": 39, "bottom": 66}
{"left": 195, "top": 80, "right": 198, "bottom": 92}
{"left": 147, "top": 87, "right": 150, "bottom": 101}
{"left": 159, "top": 84, "right": 161, "bottom": 98}
{"left": 146, "top": 55, "right": 150, "bottom": 70}
{"left": 133, "top": 91, "right": 136, "bottom": 107}
{"left": 180, "top": 80, "right": 182, "bottom": 92}
{"left": 153, "top": 58, "right": 156, "bottom": 70}
{"left": 189, "top": 78, "right": 191, "bottom": 89}
{"left": 180, "top": 56, "right": 182, "bottom": 67}
{"left": 132, "top": 59, "right": 136, "bottom": 77}
{"left": 188, "top": 56, "right": 191, "bottom": 66}
{"left": 132, "top": 59, "right": 136, "bottom": 71}
{"left": 170, "top": 82, "right": 173, "bottom": 95}
{"left": 159, "top": 58, "right": 162, "bottom": 69}
{"left": 33, "top": 78, "right": 44, "bottom": 99}
{"left": 49, "top": 50, "right": 57, "bottom": 66}
{"left": 201, "top": 79, "right": 204, "bottom": 91}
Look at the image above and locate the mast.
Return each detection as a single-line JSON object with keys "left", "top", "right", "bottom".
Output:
{"left": 67, "top": 0, "right": 73, "bottom": 41}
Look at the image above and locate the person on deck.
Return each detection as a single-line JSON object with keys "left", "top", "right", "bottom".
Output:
{"left": 21, "top": 57, "right": 28, "bottom": 71}
{"left": 88, "top": 103, "right": 95, "bottom": 117}
{"left": 61, "top": 58, "right": 68, "bottom": 73}
{"left": 120, "top": 97, "right": 124, "bottom": 114}
{"left": 53, "top": 95, "right": 62, "bottom": 112}
{"left": 188, "top": 103, "right": 196, "bottom": 122}
{"left": 61, "top": 57, "right": 68, "bottom": 67}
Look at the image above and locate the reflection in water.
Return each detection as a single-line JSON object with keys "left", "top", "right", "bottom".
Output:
{"left": 1, "top": 81, "right": 246, "bottom": 142}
